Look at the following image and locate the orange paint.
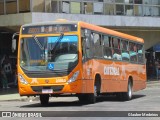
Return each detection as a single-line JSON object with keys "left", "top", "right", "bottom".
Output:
{"left": 17, "top": 20, "right": 146, "bottom": 98}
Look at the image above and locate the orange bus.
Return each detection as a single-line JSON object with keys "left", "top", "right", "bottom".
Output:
{"left": 14, "top": 19, "right": 146, "bottom": 105}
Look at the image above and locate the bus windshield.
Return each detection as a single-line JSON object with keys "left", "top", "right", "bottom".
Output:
{"left": 20, "top": 35, "right": 78, "bottom": 72}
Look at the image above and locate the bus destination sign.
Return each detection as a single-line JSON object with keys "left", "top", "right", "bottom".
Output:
{"left": 22, "top": 24, "right": 77, "bottom": 34}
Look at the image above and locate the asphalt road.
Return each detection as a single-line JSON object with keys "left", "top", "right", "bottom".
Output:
{"left": 0, "top": 87, "right": 160, "bottom": 120}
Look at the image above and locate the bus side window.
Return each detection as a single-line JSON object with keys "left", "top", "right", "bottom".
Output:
{"left": 121, "top": 40, "right": 130, "bottom": 61}
{"left": 112, "top": 37, "right": 122, "bottom": 61}
{"left": 137, "top": 44, "right": 144, "bottom": 63}
{"left": 93, "top": 33, "right": 103, "bottom": 58}
{"left": 81, "top": 28, "right": 92, "bottom": 59}
{"left": 103, "top": 35, "right": 112, "bottom": 59}
{"left": 129, "top": 42, "right": 137, "bottom": 63}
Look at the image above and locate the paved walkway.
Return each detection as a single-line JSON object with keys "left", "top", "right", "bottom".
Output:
{"left": 0, "top": 88, "right": 28, "bottom": 101}
{"left": 0, "top": 80, "right": 159, "bottom": 101}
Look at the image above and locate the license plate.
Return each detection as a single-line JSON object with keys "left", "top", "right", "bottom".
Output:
{"left": 42, "top": 89, "right": 53, "bottom": 93}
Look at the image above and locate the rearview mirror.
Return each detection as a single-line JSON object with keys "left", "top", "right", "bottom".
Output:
{"left": 12, "top": 32, "right": 19, "bottom": 52}
{"left": 12, "top": 39, "right": 16, "bottom": 52}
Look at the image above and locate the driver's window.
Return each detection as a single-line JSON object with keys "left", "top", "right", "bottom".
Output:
{"left": 81, "top": 28, "right": 92, "bottom": 59}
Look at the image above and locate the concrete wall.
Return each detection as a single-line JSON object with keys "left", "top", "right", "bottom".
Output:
{"left": 117, "top": 30, "right": 160, "bottom": 50}
{"left": 31, "top": 13, "right": 160, "bottom": 27}
{"left": 0, "top": 13, "right": 31, "bottom": 26}
{"left": 1, "top": 12, "right": 160, "bottom": 28}
{"left": 0, "top": 13, "right": 160, "bottom": 49}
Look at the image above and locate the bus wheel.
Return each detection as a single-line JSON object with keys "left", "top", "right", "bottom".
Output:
{"left": 87, "top": 83, "right": 98, "bottom": 104}
{"left": 40, "top": 94, "right": 49, "bottom": 106}
{"left": 77, "top": 94, "right": 95, "bottom": 104}
{"left": 122, "top": 80, "right": 133, "bottom": 101}
{"left": 116, "top": 92, "right": 123, "bottom": 101}
{"left": 77, "top": 94, "right": 87, "bottom": 103}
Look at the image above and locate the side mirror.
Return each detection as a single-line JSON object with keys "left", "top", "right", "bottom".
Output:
{"left": 12, "top": 39, "right": 16, "bottom": 52}
{"left": 12, "top": 32, "right": 19, "bottom": 52}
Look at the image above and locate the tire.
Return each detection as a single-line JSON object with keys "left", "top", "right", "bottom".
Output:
{"left": 40, "top": 94, "right": 49, "bottom": 106}
{"left": 77, "top": 94, "right": 88, "bottom": 103}
{"left": 78, "top": 93, "right": 96, "bottom": 104}
{"left": 78, "top": 77, "right": 101, "bottom": 104}
{"left": 116, "top": 92, "right": 123, "bottom": 101}
{"left": 116, "top": 81, "right": 132, "bottom": 101}
{"left": 122, "top": 80, "right": 133, "bottom": 101}
{"left": 78, "top": 84, "right": 97, "bottom": 104}
{"left": 87, "top": 84, "right": 98, "bottom": 104}
{"left": 87, "top": 93, "right": 96, "bottom": 104}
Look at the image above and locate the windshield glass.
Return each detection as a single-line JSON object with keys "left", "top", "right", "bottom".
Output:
{"left": 20, "top": 35, "right": 78, "bottom": 72}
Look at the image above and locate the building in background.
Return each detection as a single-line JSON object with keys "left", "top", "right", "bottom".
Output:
{"left": 0, "top": 0, "right": 160, "bottom": 82}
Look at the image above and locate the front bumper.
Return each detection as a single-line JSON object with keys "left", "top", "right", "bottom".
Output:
{"left": 19, "top": 80, "right": 82, "bottom": 96}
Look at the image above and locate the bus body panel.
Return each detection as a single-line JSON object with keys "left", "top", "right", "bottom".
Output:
{"left": 82, "top": 59, "right": 146, "bottom": 93}
{"left": 17, "top": 20, "right": 146, "bottom": 99}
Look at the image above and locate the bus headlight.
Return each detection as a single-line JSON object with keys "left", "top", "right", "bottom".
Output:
{"left": 68, "top": 71, "right": 79, "bottom": 84}
{"left": 18, "top": 74, "right": 28, "bottom": 85}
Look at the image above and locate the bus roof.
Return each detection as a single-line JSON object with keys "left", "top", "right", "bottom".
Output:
{"left": 22, "top": 20, "right": 144, "bottom": 43}
{"left": 22, "top": 20, "right": 78, "bottom": 27}
{"left": 79, "top": 21, "right": 144, "bottom": 43}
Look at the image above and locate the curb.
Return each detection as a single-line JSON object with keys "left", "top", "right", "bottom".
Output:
{"left": 147, "top": 81, "right": 160, "bottom": 84}
{"left": 0, "top": 95, "right": 39, "bottom": 102}
{"left": 147, "top": 81, "right": 160, "bottom": 87}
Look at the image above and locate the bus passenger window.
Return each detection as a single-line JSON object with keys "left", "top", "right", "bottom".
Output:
{"left": 121, "top": 40, "right": 128, "bottom": 51}
{"left": 112, "top": 37, "right": 122, "bottom": 60}
{"left": 103, "top": 35, "right": 112, "bottom": 59}
{"left": 112, "top": 37, "right": 120, "bottom": 49}
{"left": 121, "top": 40, "right": 130, "bottom": 61}
{"left": 104, "top": 48, "right": 112, "bottom": 59}
{"left": 93, "top": 33, "right": 103, "bottom": 58}
{"left": 122, "top": 51, "right": 130, "bottom": 61}
{"left": 81, "top": 29, "right": 93, "bottom": 59}
{"left": 137, "top": 44, "right": 144, "bottom": 63}
{"left": 112, "top": 49, "right": 122, "bottom": 60}
{"left": 129, "top": 42, "right": 137, "bottom": 62}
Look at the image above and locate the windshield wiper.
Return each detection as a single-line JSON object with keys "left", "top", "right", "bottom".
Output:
{"left": 33, "top": 35, "right": 44, "bottom": 50}
{"left": 51, "top": 33, "right": 64, "bottom": 51}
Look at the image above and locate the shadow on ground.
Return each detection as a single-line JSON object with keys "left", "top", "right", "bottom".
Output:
{"left": 20, "top": 94, "right": 146, "bottom": 108}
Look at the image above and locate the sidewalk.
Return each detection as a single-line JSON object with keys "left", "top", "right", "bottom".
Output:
{"left": 147, "top": 79, "right": 160, "bottom": 87}
{"left": 0, "top": 88, "right": 28, "bottom": 101}
{"left": 0, "top": 80, "right": 159, "bottom": 101}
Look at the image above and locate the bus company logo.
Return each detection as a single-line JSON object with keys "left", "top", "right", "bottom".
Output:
{"left": 45, "top": 79, "right": 49, "bottom": 83}
{"left": 31, "top": 78, "right": 38, "bottom": 84}
{"left": 104, "top": 66, "right": 120, "bottom": 76}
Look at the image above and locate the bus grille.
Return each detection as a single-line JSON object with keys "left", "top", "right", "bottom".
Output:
{"left": 31, "top": 85, "right": 64, "bottom": 93}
